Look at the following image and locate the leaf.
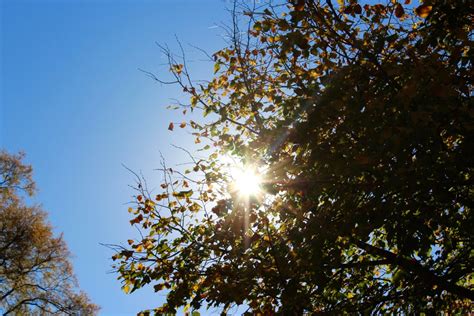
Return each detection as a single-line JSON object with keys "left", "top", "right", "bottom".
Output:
{"left": 172, "top": 64, "right": 183, "bottom": 75}
{"left": 394, "top": 3, "right": 404, "bottom": 18}
{"left": 353, "top": 4, "right": 362, "bottom": 14}
{"left": 190, "top": 95, "right": 198, "bottom": 107}
{"left": 183, "top": 304, "right": 190, "bottom": 313}
{"left": 130, "top": 214, "right": 143, "bottom": 225}
{"left": 173, "top": 190, "right": 193, "bottom": 199}
{"left": 123, "top": 285, "right": 130, "bottom": 294}
{"left": 415, "top": 4, "right": 432, "bottom": 18}
{"left": 214, "top": 62, "right": 221, "bottom": 74}
{"left": 293, "top": 0, "right": 305, "bottom": 11}
{"left": 168, "top": 122, "right": 174, "bottom": 131}
{"left": 180, "top": 122, "right": 186, "bottom": 128}
{"left": 189, "top": 202, "right": 201, "bottom": 212}
{"left": 154, "top": 284, "right": 165, "bottom": 292}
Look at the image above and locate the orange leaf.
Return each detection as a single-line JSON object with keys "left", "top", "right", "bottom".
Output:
{"left": 415, "top": 4, "right": 432, "bottom": 18}
{"left": 130, "top": 214, "right": 143, "bottom": 225}
{"left": 180, "top": 122, "right": 186, "bottom": 128}
{"left": 168, "top": 122, "right": 174, "bottom": 131}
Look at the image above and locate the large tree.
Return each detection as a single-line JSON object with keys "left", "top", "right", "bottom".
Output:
{"left": 0, "top": 151, "right": 99, "bottom": 315}
{"left": 113, "top": 0, "right": 473, "bottom": 314}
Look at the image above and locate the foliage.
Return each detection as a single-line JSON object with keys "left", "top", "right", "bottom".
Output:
{"left": 113, "top": 0, "right": 473, "bottom": 314}
{"left": 0, "top": 151, "right": 99, "bottom": 315}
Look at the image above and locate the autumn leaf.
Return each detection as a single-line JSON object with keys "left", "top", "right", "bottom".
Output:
{"left": 293, "top": 0, "right": 305, "bottom": 11}
{"left": 395, "top": 3, "right": 404, "bottom": 18}
{"left": 123, "top": 285, "right": 130, "bottom": 294}
{"left": 130, "top": 214, "right": 143, "bottom": 225}
{"left": 213, "top": 62, "right": 221, "bottom": 74}
{"left": 153, "top": 284, "right": 165, "bottom": 292}
{"left": 168, "top": 122, "right": 174, "bottom": 131}
{"left": 171, "top": 64, "right": 183, "bottom": 75}
{"left": 114, "top": 1, "right": 472, "bottom": 314}
{"left": 415, "top": 4, "right": 432, "bottom": 18}
{"left": 353, "top": 4, "right": 362, "bottom": 14}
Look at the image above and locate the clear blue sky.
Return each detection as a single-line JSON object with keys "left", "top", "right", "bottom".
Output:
{"left": 1, "top": 1, "right": 231, "bottom": 314}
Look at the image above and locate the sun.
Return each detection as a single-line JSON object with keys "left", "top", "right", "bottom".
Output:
{"left": 231, "top": 167, "right": 262, "bottom": 197}
{"left": 217, "top": 155, "right": 264, "bottom": 198}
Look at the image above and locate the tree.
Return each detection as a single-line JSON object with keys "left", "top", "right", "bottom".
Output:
{"left": 113, "top": 0, "right": 473, "bottom": 314}
{"left": 0, "top": 151, "right": 99, "bottom": 315}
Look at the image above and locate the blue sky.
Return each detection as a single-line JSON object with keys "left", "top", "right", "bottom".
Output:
{"left": 1, "top": 0, "right": 231, "bottom": 314}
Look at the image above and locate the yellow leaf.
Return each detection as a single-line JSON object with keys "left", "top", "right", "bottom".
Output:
{"left": 184, "top": 304, "right": 191, "bottom": 313}
{"left": 190, "top": 95, "right": 198, "bottom": 107}
{"left": 172, "top": 64, "right": 183, "bottom": 75}
{"left": 123, "top": 285, "right": 130, "bottom": 294}
{"left": 214, "top": 62, "right": 221, "bottom": 74}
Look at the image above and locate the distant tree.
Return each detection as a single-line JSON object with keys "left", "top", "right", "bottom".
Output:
{"left": 0, "top": 151, "right": 99, "bottom": 315}
{"left": 113, "top": 0, "right": 472, "bottom": 314}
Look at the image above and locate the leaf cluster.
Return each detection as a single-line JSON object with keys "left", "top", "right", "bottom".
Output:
{"left": 114, "top": 0, "right": 473, "bottom": 314}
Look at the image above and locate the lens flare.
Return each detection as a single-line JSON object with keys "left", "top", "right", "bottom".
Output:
{"left": 231, "top": 167, "right": 262, "bottom": 197}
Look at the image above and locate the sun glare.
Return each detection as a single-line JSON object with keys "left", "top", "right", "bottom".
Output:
{"left": 231, "top": 167, "right": 262, "bottom": 197}
{"left": 218, "top": 155, "right": 264, "bottom": 198}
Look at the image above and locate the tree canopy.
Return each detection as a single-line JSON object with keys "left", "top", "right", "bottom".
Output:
{"left": 113, "top": 0, "right": 473, "bottom": 314}
{"left": 0, "top": 151, "right": 99, "bottom": 315}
